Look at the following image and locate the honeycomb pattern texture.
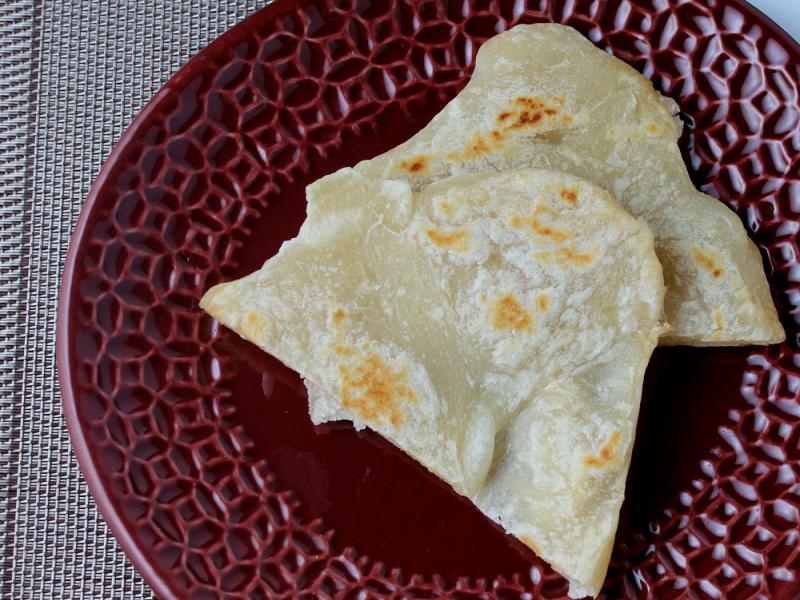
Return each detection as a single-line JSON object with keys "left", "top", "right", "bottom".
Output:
{"left": 59, "top": 0, "right": 800, "bottom": 598}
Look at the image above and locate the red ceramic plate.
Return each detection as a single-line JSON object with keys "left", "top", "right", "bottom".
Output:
{"left": 58, "top": 0, "right": 800, "bottom": 598}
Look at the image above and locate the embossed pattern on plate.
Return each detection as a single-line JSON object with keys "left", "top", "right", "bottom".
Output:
{"left": 58, "top": 0, "right": 800, "bottom": 598}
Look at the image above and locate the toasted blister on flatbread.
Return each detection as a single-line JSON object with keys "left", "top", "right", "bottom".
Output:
{"left": 201, "top": 168, "right": 666, "bottom": 597}
{"left": 350, "top": 23, "right": 784, "bottom": 346}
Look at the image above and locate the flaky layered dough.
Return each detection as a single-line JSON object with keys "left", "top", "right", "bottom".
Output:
{"left": 352, "top": 24, "right": 783, "bottom": 346}
{"left": 202, "top": 169, "right": 665, "bottom": 597}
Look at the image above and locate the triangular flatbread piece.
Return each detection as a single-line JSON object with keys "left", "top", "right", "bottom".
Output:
{"left": 352, "top": 23, "right": 783, "bottom": 346}
{"left": 202, "top": 168, "right": 665, "bottom": 597}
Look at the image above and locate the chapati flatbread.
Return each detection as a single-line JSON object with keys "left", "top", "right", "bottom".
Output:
{"left": 201, "top": 168, "right": 665, "bottom": 597}
{"left": 352, "top": 23, "right": 783, "bottom": 346}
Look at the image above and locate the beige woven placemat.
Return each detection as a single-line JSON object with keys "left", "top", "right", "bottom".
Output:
{"left": 0, "top": 2, "right": 262, "bottom": 597}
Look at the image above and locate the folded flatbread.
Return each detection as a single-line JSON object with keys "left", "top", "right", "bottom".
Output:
{"left": 201, "top": 168, "right": 665, "bottom": 597}
{"left": 351, "top": 23, "right": 783, "bottom": 346}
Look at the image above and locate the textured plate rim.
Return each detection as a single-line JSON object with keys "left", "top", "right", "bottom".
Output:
{"left": 55, "top": 0, "right": 800, "bottom": 598}
{"left": 55, "top": 3, "right": 301, "bottom": 598}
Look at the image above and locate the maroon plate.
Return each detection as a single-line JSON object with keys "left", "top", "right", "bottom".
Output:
{"left": 58, "top": 0, "right": 800, "bottom": 598}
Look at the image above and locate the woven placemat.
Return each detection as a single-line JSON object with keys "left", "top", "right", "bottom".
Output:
{"left": 0, "top": 2, "right": 262, "bottom": 597}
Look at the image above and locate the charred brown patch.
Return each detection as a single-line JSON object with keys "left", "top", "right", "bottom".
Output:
{"left": 339, "top": 353, "right": 416, "bottom": 428}
{"left": 399, "top": 155, "right": 428, "bottom": 174}
{"left": 693, "top": 248, "right": 723, "bottom": 278}
{"left": 425, "top": 228, "right": 469, "bottom": 251}
{"left": 557, "top": 246, "right": 594, "bottom": 265}
{"left": 519, "top": 534, "right": 542, "bottom": 556}
{"left": 558, "top": 186, "right": 578, "bottom": 206}
{"left": 510, "top": 208, "right": 571, "bottom": 243}
{"left": 501, "top": 96, "right": 559, "bottom": 130}
{"left": 491, "top": 294, "right": 533, "bottom": 333}
{"left": 585, "top": 431, "right": 621, "bottom": 468}
{"left": 333, "top": 344, "right": 355, "bottom": 357}
{"left": 537, "top": 295, "right": 549, "bottom": 312}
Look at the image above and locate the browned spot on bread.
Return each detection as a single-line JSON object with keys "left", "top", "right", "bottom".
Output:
{"left": 517, "top": 96, "right": 557, "bottom": 111}
{"left": 470, "top": 136, "right": 491, "bottom": 155}
{"left": 244, "top": 311, "right": 269, "bottom": 340}
{"left": 533, "top": 220, "right": 569, "bottom": 243}
{"left": 398, "top": 155, "right": 428, "bottom": 174}
{"left": 331, "top": 308, "right": 346, "bottom": 326}
{"left": 693, "top": 248, "right": 723, "bottom": 278}
{"left": 452, "top": 97, "right": 565, "bottom": 161}
{"left": 491, "top": 294, "right": 533, "bottom": 333}
{"left": 535, "top": 247, "right": 595, "bottom": 266}
{"left": 558, "top": 186, "right": 578, "bottom": 206}
{"left": 510, "top": 208, "right": 570, "bottom": 243}
{"left": 645, "top": 123, "right": 659, "bottom": 133}
{"left": 585, "top": 431, "right": 621, "bottom": 468}
{"left": 339, "top": 353, "right": 416, "bottom": 427}
{"left": 333, "top": 344, "right": 355, "bottom": 357}
{"left": 519, "top": 535, "right": 542, "bottom": 556}
{"left": 439, "top": 200, "right": 454, "bottom": 216}
{"left": 446, "top": 132, "right": 502, "bottom": 161}
{"left": 426, "top": 228, "right": 469, "bottom": 251}
{"left": 558, "top": 246, "right": 594, "bottom": 265}
{"left": 501, "top": 96, "right": 559, "bottom": 130}
{"left": 714, "top": 311, "right": 724, "bottom": 330}
{"left": 537, "top": 295, "right": 549, "bottom": 312}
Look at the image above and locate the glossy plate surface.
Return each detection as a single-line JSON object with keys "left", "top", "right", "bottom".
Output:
{"left": 58, "top": 0, "right": 800, "bottom": 598}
